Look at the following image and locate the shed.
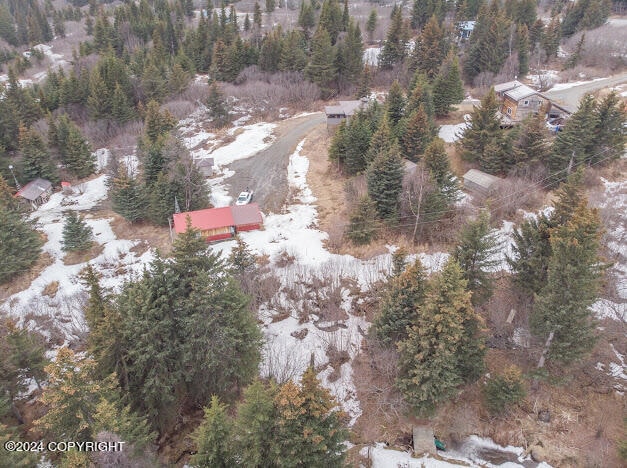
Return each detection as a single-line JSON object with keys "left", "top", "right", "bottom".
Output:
{"left": 173, "top": 207, "right": 235, "bottom": 242}
{"left": 324, "top": 99, "right": 368, "bottom": 127}
{"left": 196, "top": 158, "right": 214, "bottom": 177}
{"left": 463, "top": 169, "right": 502, "bottom": 195}
{"left": 231, "top": 203, "right": 263, "bottom": 232}
{"left": 457, "top": 21, "right": 476, "bottom": 39}
{"left": 15, "top": 178, "right": 52, "bottom": 210}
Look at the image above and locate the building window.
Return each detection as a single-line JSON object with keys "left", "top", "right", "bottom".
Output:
{"left": 507, "top": 107, "right": 512, "bottom": 115}
{"left": 523, "top": 100, "right": 529, "bottom": 105}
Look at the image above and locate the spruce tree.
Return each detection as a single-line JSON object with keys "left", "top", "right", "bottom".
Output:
{"left": 347, "top": 196, "right": 378, "bottom": 245}
{"left": 483, "top": 366, "right": 526, "bottom": 415}
{"left": 401, "top": 106, "right": 435, "bottom": 162}
{"left": 110, "top": 165, "right": 146, "bottom": 223}
{"left": 272, "top": 368, "right": 348, "bottom": 466}
{"left": 231, "top": 380, "right": 278, "bottom": 467}
{"left": 254, "top": 2, "right": 262, "bottom": 29}
{"left": 63, "top": 124, "right": 95, "bottom": 179}
{"left": 374, "top": 258, "right": 427, "bottom": 345}
{"left": 549, "top": 94, "right": 599, "bottom": 175}
{"left": 0, "top": 206, "right": 43, "bottom": 284}
{"left": 379, "top": 5, "right": 407, "bottom": 69}
{"left": 18, "top": 125, "right": 57, "bottom": 183}
{"left": 397, "top": 259, "right": 485, "bottom": 414}
{"left": 517, "top": 24, "right": 530, "bottom": 76}
{"left": 594, "top": 91, "right": 626, "bottom": 164}
{"left": 458, "top": 88, "right": 502, "bottom": 163}
{"left": 366, "top": 114, "right": 393, "bottom": 165}
{"left": 513, "top": 111, "right": 551, "bottom": 168}
{"left": 423, "top": 138, "right": 459, "bottom": 205}
{"left": 386, "top": 81, "right": 406, "bottom": 132}
{"left": 531, "top": 202, "right": 604, "bottom": 364}
{"left": 229, "top": 236, "right": 257, "bottom": 275}
{"left": 452, "top": 210, "right": 501, "bottom": 304}
{"left": 406, "top": 73, "right": 435, "bottom": 119}
{"left": 367, "top": 145, "right": 404, "bottom": 223}
{"left": 306, "top": 27, "right": 337, "bottom": 99}
{"left": 61, "top": 211, "right": 94, "bottom": 252}
{"left": 366, "top": 9, "right": 377, "bottom": 43}
{"left": 206, "top": 82, "right": 231, "bottom": 127}
{"left": 412, "top": 15, "right": 448, "bottom": 80}
{"left": 191, "top": 396, "right": 234, "bottom": 468}
{"left": 432, "top": 53, "right": 464, "bottom": 117}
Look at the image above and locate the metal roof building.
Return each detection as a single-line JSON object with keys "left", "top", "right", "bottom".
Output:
{"left": 463, "top": 169, "right": 502, "bottom": 195}
{"left": 15, "top": 178, "right": 52, "bottom": 209}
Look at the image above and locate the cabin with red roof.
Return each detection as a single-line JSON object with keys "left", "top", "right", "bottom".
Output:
{"left": 172, "top": 203, "right": 263, "bottom": 242}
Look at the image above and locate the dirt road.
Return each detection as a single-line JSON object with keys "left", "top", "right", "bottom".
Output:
{"left": 543, "top": 72, "right": 627, "bottom": 111}
{"left": 227, "top": 112, "right": 326, "bottom": 213}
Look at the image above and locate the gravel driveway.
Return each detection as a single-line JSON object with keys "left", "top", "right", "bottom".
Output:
{"left": 543, "top": 72, "right": 627, "bottom": 111}
{"left": 227, "top": 113, "right": 326, "bottom": 213}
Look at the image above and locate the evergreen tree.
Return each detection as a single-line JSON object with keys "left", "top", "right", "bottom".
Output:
{"left": 298, "top": 1, "right": 316, "bottom": 38}
{"left": 452, "top": 210, "right": 501, "bottom": 304}
{"left": 411, "top": 0, "right": 446, "bottom": 30}
{"left": 432, "top": 53, "right": 464, "bottom": 117}
{"left": 483, "top": 365, "right": 526, "bottom": 415}
{"left": 423, "top": 138, "right": 459, "bottom": 205}
{"left": 18, "top": 125, "right": 57, "bottom": 183}
{"left": 549, "top": 94, "right": 599, "bottom": 174}
{"left": 386, "top": 81, "right": 405, "bottom": 134}
{"left": 229, "top": 236, "right": 257, "bottom": 275}
{"left": 244, "top": 13, "right": 251, "bottom": 32}
{"left": 379, "top": 5, "right": 408, "bottom": 69}
{"left": 61, "top": 211, "right": 94, "bottom": 252}
{"left": 458, "top": 88, "right": 502, "bottom": 164}
{"left": 279, "top": 31, "right": 308, "bottom": 72}
{"left": 62, "top": 124, "right": 95, "bottom": 179}
{"left": 512, "top": 112, "right": 550, "bottom": 169}
{"left": 0, "top": 206, "right": 43, "bottom": 284}
{"left": 531, "top": 202, "right": 604, "bottom": 364}
{"left": 397, "top": 259, "right": 485, "bottom": 413}
{"left": 374, "top": 258, "right": 427, "bottom": 345}
{"left": 412, "top": 15, "right": 447, "bottom": 80}
{"left": 594, "top": 91, "right": 626, "bottom": 164}
{"left": 191, "top": 396, "right": 234, "bottom": 468}
{"left": 266, "top": 0, "right": 276, "bottom": 13}
{"left": 271, "top": 368, "right": 348, "bottom": 466}
{"left": 206, "top": 82, "right": 231, "bottom": 127}
{"left": 542, "top": 16, "right": 561, "bottom": 59}
{"left": 347, "top": 196, "right": 378, "bottom": 245}
{"left": 366, "top": 9, "right": 377, "bottom": 43}
{"left": 111, "top": 83, "right": 134, "bottom": 123}
{"left": 507, "top": 213, "right": 553, "bottom": 295}
{"left": 231, "top": 380, "right": 278, "bottom": 467}
{"left": 401, "top": 106, "right": 434, "bottom": 162}
{"left": 517, "top": 24, "right": 530, "bottom": 76}
{"left": 367, "top": 145, "right": 404, "bottom": 223}
{"left": 306, "top": 27, "right": 337, "bottom": 99}
{"left": 318, "top": 0, "right": 344, "bottom": 44}
{"left": 464, "top": 4, "right": 511, "bottom": 80}
{"left": 407, "top": 73, "right": 435, "bottom": 118}
{"left": 110, "top": 165, "right": 146, "bottom": 223}
{"left": 254, "top": 2, "right": 262, "bottom": 29}
{"left": 144, "top": 100, "right": 176, "bottom": 144}
{"left": 114, "top": 225, "right": 262, "bottom": 432}
{"left": 366, "top": 114, "right": 393, "bottom": 165}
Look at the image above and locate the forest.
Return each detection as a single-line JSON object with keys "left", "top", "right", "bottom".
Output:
{"left": 0, "top": 0, "right": 625, "bottom": 466}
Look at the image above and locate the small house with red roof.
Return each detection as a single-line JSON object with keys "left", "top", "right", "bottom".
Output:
{"left": 172, "top": 203, "right": 263, "bottom": 242}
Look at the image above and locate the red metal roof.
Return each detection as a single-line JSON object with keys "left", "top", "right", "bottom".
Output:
{"left": 231, "top": 203, "right": 263, "bottom": 227}
{"left": 172, "top": 207, "right": 234, "bottom": 234}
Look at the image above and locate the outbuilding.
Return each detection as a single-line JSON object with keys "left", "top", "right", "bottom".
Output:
{"left": 463, "top": 169, "right": 502, "bottom": 195}
{"left": 196, "top": 158, "right": 214, "bottom": 177}
{"left": 15, "top": 178, "right": 52, "bottom": 210}
{"left": 172, "top": 203, "right": 264, "bottom": 242}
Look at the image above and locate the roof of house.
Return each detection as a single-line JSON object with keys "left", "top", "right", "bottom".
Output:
{"left": 172, "top": 206, "right": 234, "bottom": 234}
{"left": 196, "top": 158, "right": 214, "bottom": 168}
{"left": 458, "top": 20, "right": 476, "bottom": 30}
{"left": 324, "top": 99, "right": 367, "bottom": 117}
{"left": 494, "top": 80, "right": 538, "bottom": 101}
{"left": 231, "top": 203, "right": 263, "bottom": 226}
{"left": 463, "top": 169, "right": 502, "bottom": 190}
{"left": 15, "top": 178, "right": 52, "bottom": 201}
{"left": 403, "top": 159, "right": 417, "bottom": 174}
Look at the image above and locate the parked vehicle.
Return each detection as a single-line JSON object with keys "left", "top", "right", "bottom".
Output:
{"left": 235, "top": 189, "right": 254, "bottom": 205}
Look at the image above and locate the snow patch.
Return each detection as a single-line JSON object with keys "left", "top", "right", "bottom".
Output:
{"left": 363, "top": 47, "right": 381, "bottom": 66}
{"left": 438, "top": 120, "right": 469, "bottom": 143}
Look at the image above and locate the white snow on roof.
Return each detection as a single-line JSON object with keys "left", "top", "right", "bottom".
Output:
{"left": 438, "top": 121, "right": 468, "bottom": 143}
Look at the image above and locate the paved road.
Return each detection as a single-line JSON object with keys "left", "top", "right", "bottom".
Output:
{"left": 227, "top": 113, "right": 326, "bottom": 213}
{"left": 543, "top": 72, "right": 627, "bottom": 111}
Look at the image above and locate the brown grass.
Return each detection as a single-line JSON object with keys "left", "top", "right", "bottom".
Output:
{"left": 108, "top": 211, "right": 172, "bottom": 256}
{"left": 41, "top": 281, "right": 59, "bottom": 298}
{"left": 0, "top": 252, "right": 53, "bottom": 301}
{"left": 62, "top": 243, "right": 105, "bottom": 266}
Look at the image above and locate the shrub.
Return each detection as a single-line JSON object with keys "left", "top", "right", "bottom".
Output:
{"left": 483, "top": 365, "right": 526, "bottom": 416}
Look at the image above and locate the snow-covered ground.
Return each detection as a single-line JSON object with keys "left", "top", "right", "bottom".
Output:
{"left": 360, "top": 436, "right": 552, "bottom": 468}
{"left": 363, "top": 47, "right": 381, "bottom": 66}
{"left": 438, "top": 121, "right": 468, "bottom": 143}
{"left": 2, "top": 176, "right": 154, "bottom": 342}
